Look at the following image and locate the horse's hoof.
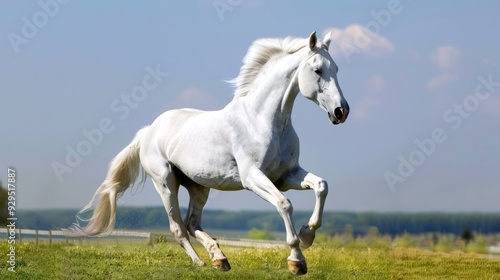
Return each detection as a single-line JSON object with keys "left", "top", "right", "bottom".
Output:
{"left": 212, "top": 258, "right": 231, "bottom": 271}
{"left": 287, "top": 259, "right": 307, "bottom": 275}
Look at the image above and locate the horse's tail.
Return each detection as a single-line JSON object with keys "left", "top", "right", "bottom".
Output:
{"left": 64, "top": 126, "right": 149, "bottom": 236}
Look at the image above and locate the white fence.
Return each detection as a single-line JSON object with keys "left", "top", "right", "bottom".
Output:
{"left": 2, "top": 228, "right": 500, "bottom": 255}
{"left": 0, "top": 228, "right": 155, "bottom": 245}
{"left": 0, "top": 228, "right": 284, "bottom": 248}
{"left": 489, "top": 243, "right": 500, "bottom": 254}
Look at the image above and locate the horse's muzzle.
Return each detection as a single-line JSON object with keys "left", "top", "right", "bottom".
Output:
{"left": 329, "top": 107, "right": 349, "bottom": 125}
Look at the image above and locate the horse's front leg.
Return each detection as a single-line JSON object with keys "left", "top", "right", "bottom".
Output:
{"left": 277, "top": 166, "right": 328, "bottom": 249}
{"left": 241, "top": 165, "right": 307, "bottom": 275}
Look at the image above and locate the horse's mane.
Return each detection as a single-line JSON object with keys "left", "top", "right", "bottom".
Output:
{"left": 229, "top": 36, "right": 308, "bottom": 98}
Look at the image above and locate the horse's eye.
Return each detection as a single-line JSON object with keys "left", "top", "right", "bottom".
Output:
{"left": 314, "top": 69, "right": 322, "bottom": 75}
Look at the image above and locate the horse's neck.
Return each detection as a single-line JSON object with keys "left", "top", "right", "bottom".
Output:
{"left": 243, "top": 54, "right": 302, "bottom": 126}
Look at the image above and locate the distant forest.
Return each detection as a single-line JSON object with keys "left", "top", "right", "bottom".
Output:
{"left": 14, "top": 207, "right": 500, "bottom": 235}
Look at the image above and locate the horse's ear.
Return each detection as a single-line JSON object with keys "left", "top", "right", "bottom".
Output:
{"left": 309, "top": 31, "right": 317, "bottom": 50}
{"left": 323, "top": 31, "right": 332, "bottom": 50}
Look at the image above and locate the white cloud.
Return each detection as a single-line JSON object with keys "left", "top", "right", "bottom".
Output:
{"left": 167, "top": 87, "right": 222, "bottom": 111}
{"left": 352, "top": 75, "right": 386, "bottom": 121}
{"left": 406, "top": 48, "right": 421, "bottom": 61}
{"left": 426, "top": 73, "right": 459, "bottom": 90}
{"left": 323, "top": 24, "right": 394, "bottom": 62}
{"left": 352, "top": 97, "right": 380, "bottom": 120}
{"left": 362, "top": 75, "right": 387, "bottom": 93}
{"left": 426, "top": 45, "right": 462, "bottom": 90}
{"left": 483, "top": 91, "right": 500, "bottom": 116}
{"left": 430, "top": 45, "right": 461, "bottom": 70}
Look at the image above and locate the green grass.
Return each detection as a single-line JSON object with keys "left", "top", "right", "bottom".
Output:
{"left": 1, "top": 240, "right": 499, "bottom": 279}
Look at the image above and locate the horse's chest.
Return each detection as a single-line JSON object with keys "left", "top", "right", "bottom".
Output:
{"left": 259, "top": 131, "right": 299, "bottom": 181}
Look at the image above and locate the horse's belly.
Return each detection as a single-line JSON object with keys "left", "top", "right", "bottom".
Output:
{"left": 171, "top": 147, "right": 244, "bottom": 190}
{"left": 181, "top": 162, "right": 244, "bottom": 191}
{"left": 193, "top": 176, "right": 244, "bottom": 191}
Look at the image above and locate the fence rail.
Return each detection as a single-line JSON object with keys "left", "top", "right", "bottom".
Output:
{"left": 1, "top": 229, "right": 499, "bottom": 255}
{"left": 0, "top": 228, "right": 284, "bottom": 248}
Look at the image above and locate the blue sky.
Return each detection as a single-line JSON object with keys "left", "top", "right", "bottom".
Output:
{"left": 1, "top": 0, "right": 499, "bottom": 212}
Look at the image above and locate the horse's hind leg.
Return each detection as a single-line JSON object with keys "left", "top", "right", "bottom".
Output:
{"left": 150, "top": 168, "right": 205, "bottom": 266}
{"left": 184, "top": 184, "right": 230, "bottom": 271}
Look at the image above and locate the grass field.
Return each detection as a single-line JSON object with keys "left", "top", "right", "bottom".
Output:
{"left": 1, "top": 240, "right": 499, "bottom": 279}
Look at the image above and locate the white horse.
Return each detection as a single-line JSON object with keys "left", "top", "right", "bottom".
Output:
{"left": 65, "top": 31, "right": 349, "bottom": 275}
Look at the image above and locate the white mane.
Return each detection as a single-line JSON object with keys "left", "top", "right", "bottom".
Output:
{"left": 229, "top": 36, "right": 308, "bottom": 98}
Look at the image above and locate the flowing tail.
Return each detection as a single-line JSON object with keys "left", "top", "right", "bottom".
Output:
{"left": 64, "top": 126, "right": 149, "bottom": 236}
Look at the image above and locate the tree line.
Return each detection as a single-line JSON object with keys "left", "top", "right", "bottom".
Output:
{"left": 11, "top": 207, "right": 500, "bottom": 235}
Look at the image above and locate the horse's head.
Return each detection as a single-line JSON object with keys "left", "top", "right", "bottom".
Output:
{"left": 298, "top": 32, "right": 349, "bottom": 125}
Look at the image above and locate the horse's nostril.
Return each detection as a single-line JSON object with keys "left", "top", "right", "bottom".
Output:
{"left": 334, "top": 107, "right": 343, "bottom": 119}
